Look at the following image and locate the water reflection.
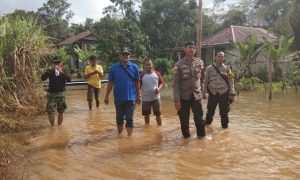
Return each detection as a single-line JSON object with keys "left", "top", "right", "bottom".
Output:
{"left": 16, "top": 88, "right": 300, "bottom": 179}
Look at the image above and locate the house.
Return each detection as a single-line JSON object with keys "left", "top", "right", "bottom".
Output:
{"left": 57, "top": 30, "right": 96, "bottom": 48}
{"left": 201, "top": 25, "right": 278, "bottom": 67}
{"left": 57, "top": 31, "right": 96, "bottom": 69}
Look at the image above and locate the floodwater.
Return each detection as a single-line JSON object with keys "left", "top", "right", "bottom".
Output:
{"left": 16, "top": 87, "right": 300, "bottom": 179}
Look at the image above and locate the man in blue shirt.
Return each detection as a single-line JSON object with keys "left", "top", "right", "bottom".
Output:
{"left": 104, "top": 47, "right": 141, "bottom": 136}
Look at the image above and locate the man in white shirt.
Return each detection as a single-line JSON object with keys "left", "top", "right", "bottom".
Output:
{"left": 140, "top": 58, "right": 164, "bottom": 125}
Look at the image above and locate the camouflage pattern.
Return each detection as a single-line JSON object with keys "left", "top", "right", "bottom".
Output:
{"left": 46, "top": 91, "right": 67, "bottom": 114}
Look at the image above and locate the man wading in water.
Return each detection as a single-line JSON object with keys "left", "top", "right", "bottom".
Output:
{"left": 84, "top": 55, "right": 104, "bottom": 110}
{"left": 173, "top": 41, "right": 206, "bottom": 138}
{"left": 41, "top": 57, "right": 71, "bottom": 126}
{"left": 104, "top": 48, "right": 141, "bottom": 136}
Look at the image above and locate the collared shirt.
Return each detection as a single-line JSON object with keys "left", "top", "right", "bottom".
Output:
{"left": 84, "top": 64, "right": 103, "bottom": 88}
{"left": 203, "top": 63, "right": 235, "bottom": 95}
{"left": 173, "top": 57, "right": 204, "bottom": 101}
{"left": 108, "top": 61, "right": 140, "bottom": 101}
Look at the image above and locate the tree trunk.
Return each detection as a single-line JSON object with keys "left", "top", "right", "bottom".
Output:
{"left": 268, "top": 59, "right": 272, "bottom": 100}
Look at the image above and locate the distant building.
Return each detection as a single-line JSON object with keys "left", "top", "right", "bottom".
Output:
{"left": 57, "top": 30, "right": 96, "bottom": 69}
{"left": 201, "top": 25, "right": 278, "bottom": 67}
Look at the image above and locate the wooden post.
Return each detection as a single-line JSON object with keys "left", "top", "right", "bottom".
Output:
{"left": 268, "top": 59, "right": 272, "bottom": 100}
{"left": 196, "top": 0, "right": 203, "bottom": 59}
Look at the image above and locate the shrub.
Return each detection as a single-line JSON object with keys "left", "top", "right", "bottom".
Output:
{"left": 256, "top": 65, "right": 268, "bottom": 83}
{"left": 154, "top": 58, "right": 171, "bottom": 76}
{"left": 239, "top": 77, "right": 260, "bottom": 90}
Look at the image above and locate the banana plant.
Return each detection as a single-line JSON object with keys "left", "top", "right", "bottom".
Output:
{"left": 264, "top": 35, "right": 299, "bottom": 100}
{"left": 227, "top": 36, "right": 266, "bottom": 79}
{"left": 74, "top": 44, "right": 97, "bottom": 62}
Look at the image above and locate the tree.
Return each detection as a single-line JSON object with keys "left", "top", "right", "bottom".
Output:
{"left": 289, "top": 0, "right": 300, "bottom": 50}
{"left": 264, "top": 36, "right": 299, "bottom": 100}
{"left": 220, "top": 9, "right": 247, "bottom": 28}
{"left": 247, "top": 0, "right": 300, "bottom": 50}
{"left": 3, "top": 10, "right": 38, "bottom": 20}
{"left": 140, "top": 0, "right": 197, "bottom": 52}
{"left": 37, "top": 0, "right": 73, "bottom": 43}
{"left": 37, "top": 0, "right": 73, "bottom": 21}
{"left": 227, "top": 36, "right": 265, "bottom": 79}
{"left": 92, "top": 16, "right": 149, "bottom": 66}
{"left": 109, "top": 0, "right": 140, "bottom": 20}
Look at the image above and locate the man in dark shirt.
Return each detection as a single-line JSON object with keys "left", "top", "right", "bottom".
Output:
{"left": 41, "top": 57, "right": 71, "bottom": 126}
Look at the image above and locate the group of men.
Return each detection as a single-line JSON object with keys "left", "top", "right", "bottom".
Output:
{"left": 41, "top": 41, "right": 235, "bottom": 138}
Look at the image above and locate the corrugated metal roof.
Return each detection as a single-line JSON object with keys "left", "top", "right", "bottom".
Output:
{"left": 202, "top": 25, "right": 278, "bottom": 47}
{"left": 57, "top": 30, "right": 96, "bottom": 46}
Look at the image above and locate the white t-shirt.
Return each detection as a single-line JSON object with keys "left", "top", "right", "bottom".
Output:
{"left": 141, "top": 72, "right": 160, "bottom": 101}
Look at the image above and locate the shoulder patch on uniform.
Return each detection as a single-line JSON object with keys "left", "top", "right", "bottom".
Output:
{"left": 227, "top": 67, "right": 234, "bottom": 79}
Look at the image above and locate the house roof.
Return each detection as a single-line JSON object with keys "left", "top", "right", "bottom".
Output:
{"left": 202, "top": 25, "right": 278, "bottom": 47}
{"left": 57, "top": 30, "right": 96, "bottom": 46}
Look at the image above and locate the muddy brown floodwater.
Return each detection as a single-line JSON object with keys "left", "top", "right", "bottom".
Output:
{"left": 15, "top": 86, "right": 300, "bottom": 179}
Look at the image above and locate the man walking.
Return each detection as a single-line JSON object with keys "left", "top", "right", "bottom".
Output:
{"left": 104, "top": 48, "right": 141, "bottom": 136}
{"left": 202, "top": 51, "right": 235, "bottom": 128}
{"left": 41, "top": 57, "right": 71, "bottom": 126}
{"left": 84, "top": 55, "right": 104, "bottom": 110}
{"left": 140, "top": 58, "right": 164, "bottom": 126}
{"left": 173, "top": 41, "right": 206, "bottom": 138}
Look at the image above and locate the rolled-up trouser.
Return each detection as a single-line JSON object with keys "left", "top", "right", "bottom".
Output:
{"left": 177, "top": 95, "right": 206, "bottom": 138}
{"left": 205, "top": 91, "right": 230, "bottom": 127}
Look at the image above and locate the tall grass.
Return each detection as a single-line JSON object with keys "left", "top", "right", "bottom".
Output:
{"left": 0, "top": 16, "right": 50, "bottom": 114}
{"left": 0, "top": 15, "right": 50, "bottom": 179}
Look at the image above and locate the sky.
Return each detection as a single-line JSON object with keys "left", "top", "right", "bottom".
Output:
{"left": 0, "top": 0, "right": 234, "bottom": 24}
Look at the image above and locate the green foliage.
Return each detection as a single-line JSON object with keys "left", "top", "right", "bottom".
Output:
{"left": 37, "top": 0, "right": 73, "bottom": 43}
{"left": 154, "top": 58, "right": 171, "bottom": 76}
{"left": 140, "top": 0, "right": 198, "bottom": 50}
{"left": 220, "top": 9, "right": 247, "bottom": 28}
{"left": 228, "top": 36, "right": 265, "bottom": 77}
{"left": 282, "top": 64, "right": 300, "bottom": 87}
{"left": 239, "top": 77, "right": 260, "bottom": 90}
{"left": 48, "top": 47, "right": 70, "bottom": 67}
{"left": 264, "top": 36, "right": 295, "bottom": 61}
{"left": 74, "top": 44, "right": 97, "bottom": 62}
{"left": 93, "top": 16, "right": 149, "bottom": 65}
{"left": 256, "top": 65, "right": 268, "bottom": 83}
{"left": 0, "top": 16, "right": 49, "bottom": 112}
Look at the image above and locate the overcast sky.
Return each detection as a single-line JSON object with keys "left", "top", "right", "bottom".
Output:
{"left": 0, "top": 0, "right": 229, "bottom": 24}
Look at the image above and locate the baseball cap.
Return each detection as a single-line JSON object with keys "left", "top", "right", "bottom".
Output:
{"left": 121, "top": 47, "right": 130, "bottom": 55}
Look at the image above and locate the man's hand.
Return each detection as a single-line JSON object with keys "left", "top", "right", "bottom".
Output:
{"left": 175, "top": 101, "right": 181, "bottom": 111}
{"left": 104, "top": 96, "right": 109, "bottom": 105}
{"left": 202, "top": 93, "right": 207, "bottom": 100}
{"left": 136, "top": 96, "right": 141, "bottom": 104}
{"left": 229, "top": 95, "right": 235, "bottom": 103}
{"left": 57, "top": 66, "right": 64, "bottom": 74}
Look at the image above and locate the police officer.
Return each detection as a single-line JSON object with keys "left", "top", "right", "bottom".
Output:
{"left": 202, "top": 51, "right": 235, "bottom": 128}
{"left": 173, "top": 41, "right": 206, "bottom": 138}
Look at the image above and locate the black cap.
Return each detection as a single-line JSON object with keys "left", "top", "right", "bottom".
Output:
{"left": 121, "top": 47, "right": 130, "bottom": 55}
{"left": 184, "top": 41, "right": 196, "bottom": 47}
{"left": 53, "top": 57, "right": 62, "bottom": 63}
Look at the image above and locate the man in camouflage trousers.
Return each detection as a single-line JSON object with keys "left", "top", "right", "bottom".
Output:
{"left": 173, "top": 41, "right": 206, "bottom": 138}
{"left": 202, "top": 51, "right": 235, "bottom": 128}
